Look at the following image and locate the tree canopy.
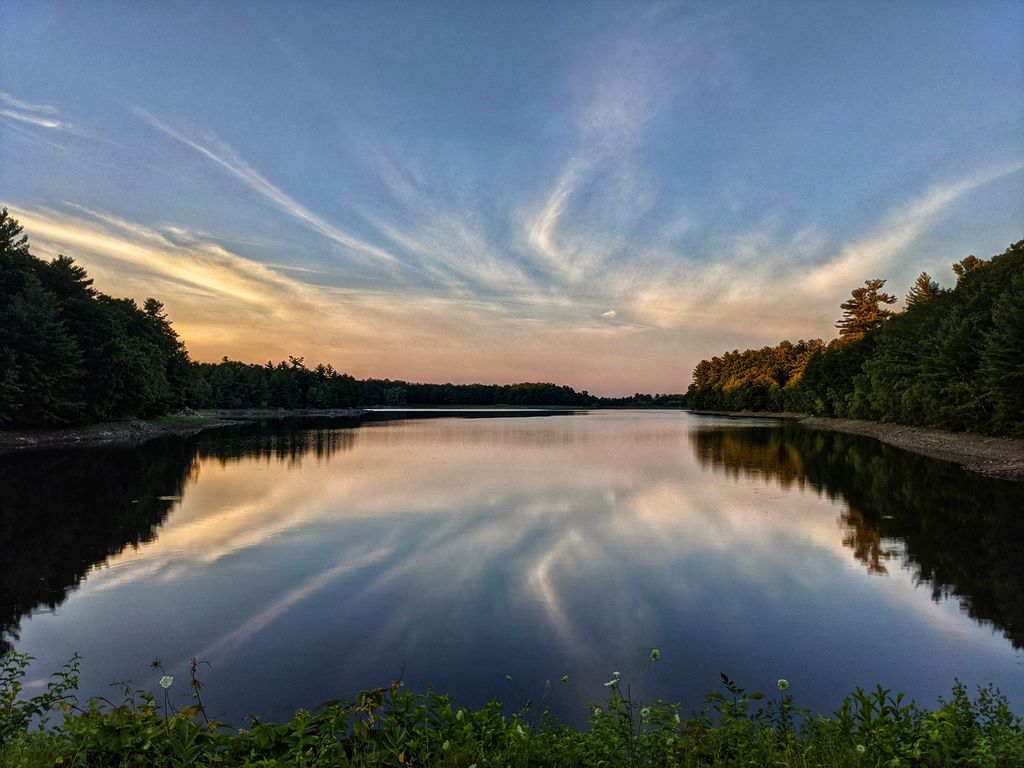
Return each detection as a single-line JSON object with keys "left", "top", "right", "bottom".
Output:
{"left": 836, "top": 278, "right": 897, "bottom": 339}
{"left": 904, "top": 272, "right": 940, "bottom": 307}
{"left": 686, "top": 240, "right": 1024, "bottom": 436}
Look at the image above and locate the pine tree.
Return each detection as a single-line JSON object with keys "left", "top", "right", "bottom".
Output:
{"left": 980, "top": 272, "right": 1024, "bottom": 435}
{"left": 905, "top": 272, "right": 940, "bottom": 307}
{"left": 836, "top": 278, "right": 897, "bottom": 339}
{"left": 952, "top": 255, "right": 989, "bottom": 284}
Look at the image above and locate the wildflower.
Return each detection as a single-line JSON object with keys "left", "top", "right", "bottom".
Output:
{"left": 777, "top": 678, "right": 790, "bottom": 691}
{"left": 559, "top": 674, "right": 569, "bottom": 683}
{"left": 159, "top": 675, "right": 174, "bottom": 689}
{"left": 649, "top": 649, "right": 661, "bottom": 662}
{"left": 640, "top": 706, "right": 651, "bottom": 720}
{"left": 856, "top": 744, "right": 866, "bottom": 754}
{"left": 592, "top": 707, "right": 602, "bottom": 718}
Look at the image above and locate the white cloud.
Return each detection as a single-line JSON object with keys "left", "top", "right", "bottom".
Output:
{"left": 0, "top": 109, "right": 63, "bottom": 129}
{"left": 131, "top": 107, "right": 400, "bottom": 269}
{"left": 0, "top": 91, "right": 59, "bottom": 114}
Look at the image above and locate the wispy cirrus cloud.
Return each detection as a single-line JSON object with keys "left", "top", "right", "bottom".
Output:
{"left": 9, "top": 204, "right": 676, "bottom": 390}
{"left": 593, "top": 162, "right": 1024, "bottom": 342}
{"left": 131, "top": 107, "right": 401, "bottom": 269}
{"left": 0, "top": 91, "right": 67, "bottom": 130}
{"left": 0, "top": 109, "right": 63, "bottom": 129}
{"left": 0, "top": 91, "right": 59, "bottom": 114}
{"left": 801, "top": 162, "right": 1024, "bottom": 297}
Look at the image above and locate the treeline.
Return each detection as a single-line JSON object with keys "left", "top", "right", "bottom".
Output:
{"left": 687, "top": 340, "right": 824, "bottom": 412}
{"left": 1, "top": 209, "right": 680, "bottom": 427}
{"left": 359, "top": 379, "right": 595, "bottom": 407}
{"left": 1, "top": 210, "right": 191, "bottom": 425}
{"left": 190, "top": 357, "right": 360, "bottom": 410}
{"left": 187, "top": 365, "right": 596, "bottom": 410}
{"left": 686, "top": 240, "right": 1024, "bottom": 435}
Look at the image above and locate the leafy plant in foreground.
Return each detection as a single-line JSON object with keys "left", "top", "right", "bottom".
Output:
{"left": 2, "top": 650, "right": 1023, "bottom": 767}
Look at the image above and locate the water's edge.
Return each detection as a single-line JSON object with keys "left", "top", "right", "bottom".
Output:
{"left": 686, "top": 410, "right": 1024, "bottom": 481}
{"left": 4, "top": 407, "right": 1024, "bottom": 481}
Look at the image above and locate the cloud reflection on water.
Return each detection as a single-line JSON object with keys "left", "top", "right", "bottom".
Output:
{"left": 10, "top": 413, "right": 1024, "bottom": 723}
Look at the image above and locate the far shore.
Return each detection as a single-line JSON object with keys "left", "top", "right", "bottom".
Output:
{"left": 0, "top": 408, "right": 367, "bottom": 453}
{"left": 686, "top": 409, "right": 1024, "bottom": 481}
{"left": 0, "top": 406, "right": 580, "bottom": 453}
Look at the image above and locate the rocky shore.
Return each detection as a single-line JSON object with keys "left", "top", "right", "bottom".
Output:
{"left": 799, "top": 416, "right": 1024, "bottom": 481}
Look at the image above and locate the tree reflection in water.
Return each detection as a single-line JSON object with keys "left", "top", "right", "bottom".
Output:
{"left": 0, "top": 419, "right": 359, "bottom": 652}
{"left": 689, "top": 423, "right": 1024, "bottom": 648}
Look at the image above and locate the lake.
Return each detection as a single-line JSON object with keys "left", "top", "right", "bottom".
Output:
{"left": 2, "top": 410, "right": 1022, "bottom": 726}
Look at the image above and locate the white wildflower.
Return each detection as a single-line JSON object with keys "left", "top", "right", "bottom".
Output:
{"left": 159, "top": 675, "right": 173, "bottom": 689}
{"left": 777, "top": 678, "right": 790, "bottom": 691}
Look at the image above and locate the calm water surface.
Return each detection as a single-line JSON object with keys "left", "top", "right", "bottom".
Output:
{"left": 2, "top": 411, "right": 1022, "bottom": 725}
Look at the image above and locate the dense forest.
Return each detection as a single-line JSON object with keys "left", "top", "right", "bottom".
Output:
{"left": 685, "top": 239, "right": 1024, "bottom": 436}
{"left": 0, "top": 210, "right": 191, "bottom": 425}
{"left": 0, "top": 210, "right": 675, "bottom": 426}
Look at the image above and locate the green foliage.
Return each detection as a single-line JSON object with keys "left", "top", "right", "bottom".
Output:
{"left": 688, "top": 239, "right": 1024, "bottom": 435}
{"left": 0, "top": 209, "right": 193, "bottom": 426}
{"left": 686, "top": 339, "right": 824, "bottom": 412}
{"left": 1, "top": 652, "right": 80, "bottom": 746}
{"left": 4, "top": 653, "right": 1022, "bottom": 767}
{"left": 981, "top": 271, "right": 1024, "bottom": 435}
{"left": 190, "top": 357, "right": 361, "bottom": 410}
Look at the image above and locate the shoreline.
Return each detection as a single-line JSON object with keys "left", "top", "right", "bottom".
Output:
{"left": 4, "top": 408, "right": 1023, "bottom": 480}
{"left": 686, "top": 409, "right": 1024, "bottom": 481}
{"left": 0, "top": 406, "right": 577, "bottom": 452}
{"left": 0, "top": 408, "right": 367, "bottom": 453}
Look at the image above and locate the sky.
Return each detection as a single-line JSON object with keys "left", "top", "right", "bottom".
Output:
{"left": 2, "top": 1, "right": 1022, "bottom": 396}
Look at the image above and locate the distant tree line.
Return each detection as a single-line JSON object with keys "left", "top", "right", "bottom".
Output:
{"left": 190, "top": 357, "right": 360, "bottom": 410}
{"left": 0, "top": 209, "right": 680, "bottom": 427}
{"left": 685, "top": 240, "right": 1024, "bottom": 436}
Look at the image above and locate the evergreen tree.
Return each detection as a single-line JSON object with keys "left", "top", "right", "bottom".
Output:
{"left": 980, "top": 271, "right": 1024, "bottom": 435}
{"left": 905, "top": 272, "right": 940, "bottom": 307}
{"left": 836, "top": 278, "right": 897, "bottom": 339}
{"left": 952, "top": 254, "right": 989, "bottom": 284}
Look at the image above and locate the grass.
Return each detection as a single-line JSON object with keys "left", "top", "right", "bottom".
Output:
{"left": 2, "top": 651, "right": 1022, "bottom": 767}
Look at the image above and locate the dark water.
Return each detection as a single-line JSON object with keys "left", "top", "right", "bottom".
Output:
{"left": 2, "top": 411, "right": 1022, "bottom": 726}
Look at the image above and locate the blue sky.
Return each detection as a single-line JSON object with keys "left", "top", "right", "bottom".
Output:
{"left": 2, "top": 0, "right": 1022, "bottom": 395}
